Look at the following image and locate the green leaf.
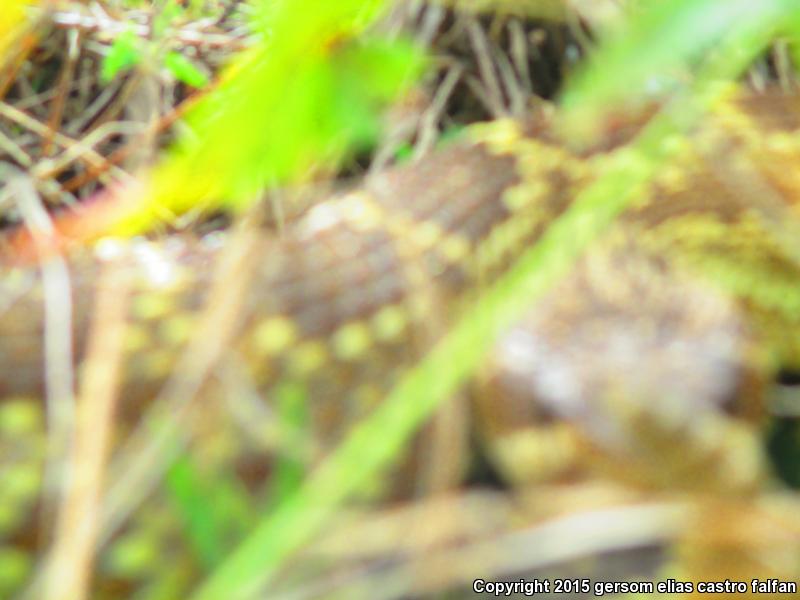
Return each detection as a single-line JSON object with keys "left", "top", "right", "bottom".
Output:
{"left": 92, "top": 0, "right": 428, "bottom": 237}
{"left": 560, "top": 0, "right": 789, "bottom": 137}
{"left": 338, "top": 38, "right": 425, "bottom": 100}
{"left": 264, "top": 382, "right": 311, "bottom": 509}
{"left": 154, "top": 0, "right": 185, "bottom": 38}
{"left": 164, "top": 51, "right": 209, "bottom": 88}
{"left": 107, "top": 33, "right": 423, "bottom": 235}
{"left": 784, "top": 6, "right": 800, "bottom": 71}
{"left": 102, "top": 30, "right": 142, "bottom": 83}
{"left": 166, "top": 455, "right": 253, "bottom": 568}
{"left": 393, "top": 141, "right": 413, "bottom": 163}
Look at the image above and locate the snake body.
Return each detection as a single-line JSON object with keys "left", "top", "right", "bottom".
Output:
{"left": 3, "top": 91, "right": 800, "bottom": 596}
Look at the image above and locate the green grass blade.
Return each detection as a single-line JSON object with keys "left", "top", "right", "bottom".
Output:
{"left": 264, "top": 382, "right": 311, "bottom": 509}
{"left": 166, "top": 455, "right": 253, "bottom": 568}
{"left": 560, "top": 0, "right": 789, "bottom": 137}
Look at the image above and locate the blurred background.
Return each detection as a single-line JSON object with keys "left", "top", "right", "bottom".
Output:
{"left": 2, "top": 1, "right": 800, "bottom": 599}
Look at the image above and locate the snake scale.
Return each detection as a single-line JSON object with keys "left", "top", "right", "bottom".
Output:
{"left": 3, "top": 90, "right": 800, "bottom": 597}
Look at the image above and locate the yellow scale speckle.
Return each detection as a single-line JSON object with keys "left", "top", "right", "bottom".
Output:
{"left": 440, "top": 234, "right": 471, "bottom": 263}
{"left": 501, "top": 180, "right": 550, "bottom": 212}
{"left": 288, "top": 340, "right": 328, "bottom": 375}
{"left": 384, "top": 218, "right": 426, "bottom": 261}
{"left": 714, "top": 98, "right": 766, "bottom": 153}
{"left": 406, "top": 293, "right": 433, "bottom": 322}
{"left": 253, "top": 316, "right": 298, "bottom": 356}
{"left": 332, "top": 321, "right": 372, "bottom": 361}
{"left": 656, "top": 163, "right": 689, "bottom": 194}
{"left": 467, "top": 118, "right": 522, "bottom": 155}
{"left": 515, "top": 139, "right": 556, "bottom": 172}
{"left": 387, "top": 210, "right": 471, "bottom": 271}
{"left": 371, "top": 304, "right": 408, "bottom": 343}
{"left": 473, "top": 200, "right": 543, "bottom": 278}
{"left": 412, "top": 220, "right": 445, "bottom": 250}
{"left": 483, "top": 222, "right": 509, "bottom": 270}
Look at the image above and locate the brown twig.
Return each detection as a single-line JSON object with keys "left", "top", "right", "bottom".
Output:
{"left": 0, "top": 100, "right": 128, "bottom": 178}
{"left": 43, "top": 28, "right": 81, "bottom": 156}
{"left": 42, "top": 260, "right": 130, "bottom": 600}
{"left": 51, "top": 7, "right": 252, "bottom": 50}
{"left": 61, "top": 82, "right": 215, "bottom": 192}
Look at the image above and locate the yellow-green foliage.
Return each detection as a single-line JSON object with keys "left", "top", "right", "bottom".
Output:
{"left": 560, "top": 0, "right": 800, "bottom": 140}
{"left": 0, "top": 0, "right": 36, "bottom": 64}
{"left": 110, "top": 0, "right": 424, "bottom": 235}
